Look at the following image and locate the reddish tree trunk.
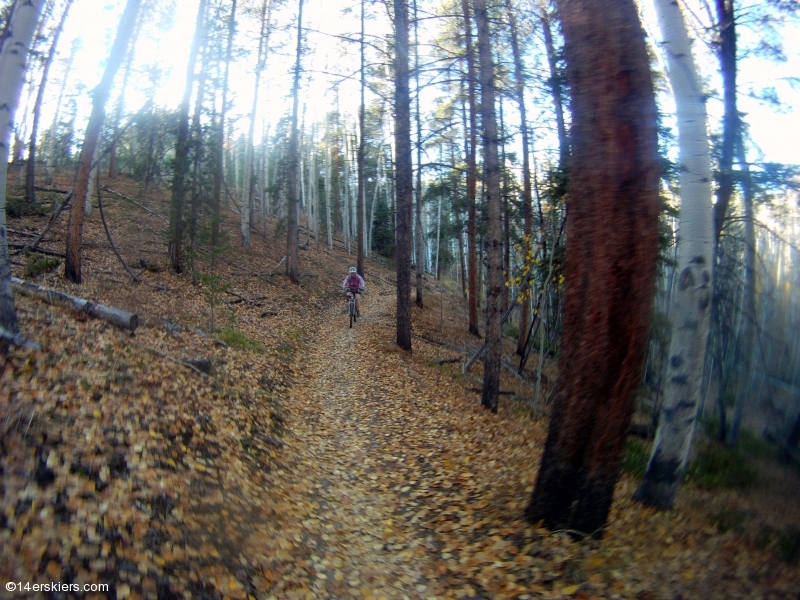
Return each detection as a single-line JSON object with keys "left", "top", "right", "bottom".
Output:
{"left": 526, "top": 0, "right": 660, "bottom": 536}
{"left": 65, "top": 0, "right": 142, "bottom": 283}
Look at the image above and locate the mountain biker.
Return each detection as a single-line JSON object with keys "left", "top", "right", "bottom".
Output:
{"left": 342, "top": 266, "right": 365, "bottom": 316}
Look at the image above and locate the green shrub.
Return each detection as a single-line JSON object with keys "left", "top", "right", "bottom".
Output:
{"left": 24, "top": 254, "right": 60, "bottom": 278}
{"left": 684, "top": 440, "right": 757, "bottom": 489}
{"left": 739, "top": 430, "right": 780, "bottom": 460}
{"left": 7, "top": 196, "right": 50, "bottom": 218}
{"left": 217, "top": 328, "right": 263, "bottom": 353}
{"left": 778, "top": 526, "right": 800, "bottom": 563}
{"left": 503, "top": 323, "right": 520, "bottom": 339}
{"left": 711, "top": 506, "right": 749, "bottom": 534}
{"left": 623, "top": 437, "right": 651, "bottom": 478}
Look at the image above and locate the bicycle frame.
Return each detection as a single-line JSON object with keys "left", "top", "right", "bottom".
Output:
{"left": 347, "top": 291, "right": 357, "bottom": 328}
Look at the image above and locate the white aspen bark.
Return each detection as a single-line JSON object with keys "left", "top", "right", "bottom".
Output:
{"left": 310, "top": 127, "right": 319, "bottom": 250}
{"left": 1, "top": 0, "right": 46, "bottom": 333}
{"left": 368, "top": 151, "right": 382, "bottom": 257}
{"left": 634, "top": 0, "right": 715, "bottom": 509}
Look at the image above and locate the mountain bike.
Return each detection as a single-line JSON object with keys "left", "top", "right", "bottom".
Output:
{"left": 346, "top": 289, "right": 363, "bottom": 328}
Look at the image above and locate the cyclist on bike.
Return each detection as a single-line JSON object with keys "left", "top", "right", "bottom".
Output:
{"left": 342, "top": 266, "right": 365, "bottom": 316}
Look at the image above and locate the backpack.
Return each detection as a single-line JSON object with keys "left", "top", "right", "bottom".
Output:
{"left": 347, "top": 274, "right": 361, "bottom": 291}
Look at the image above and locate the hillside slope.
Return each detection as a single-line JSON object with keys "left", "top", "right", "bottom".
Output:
{"left": 1, "top": 178, "right": 798, "bottom": 599}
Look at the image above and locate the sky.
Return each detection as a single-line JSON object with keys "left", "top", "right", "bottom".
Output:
{"left": 18, "top": 0, "right": 800, "bottom": 167}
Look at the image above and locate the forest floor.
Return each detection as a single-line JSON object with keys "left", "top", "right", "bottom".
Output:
{"left": 1, "top": 176, "right": 799, "bottom": 599}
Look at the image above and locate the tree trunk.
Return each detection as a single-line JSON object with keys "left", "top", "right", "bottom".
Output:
{"left": 473, "top": 0, "right": 503, "bottom": 414}
{"left": 169, "top": 0, "right": 205, "bottom": 274}
{"left": 712, "top": 0, "right": 736, "bottom": 245}
{"left": 526, "top": 0, "right": 660, "bottom": 536}
{"left": 394, "top": 0, "right": 413, "bottom": 351}
{"left": 243, "top": 0, "right": 273, "bottom": 250}
{"left": 507, "top": 0, "right": 533, "bottom": 356}
{"left": 65, "top": 0, "right": 141, "bottom": 284}
{"left": 12, "top": 277, "right": 138, "bottom": 331}
{"left": 189, "top": 25, "right": 209, "bottom": 281}
{"left": 210, "top": 0, "right": 236, "bottom": 267}
{"left": 286, "top": 0, "right": 303, "bottom": 284}
{"left": 727, "top": 133, "right": 756, "bottom": 446}
{"left": 461, "top": 0, "right": 479, "bottom": 337}
{"left": 355, "top": 0, "right": 366, "bottom": 275}
{"left": 540, "top": 2, "right": 569, "bottom": 172}
{"left": 634, "top": 0, "right": 715, "bottom": 509}
{"left": 25, "top": 0, "right": 73, "bottom": 205}
{"left": 413, "top": 0, "right": 425, "bottom": 306}
{"left": 499, "top": 97, "right": 510, "bottom": 314}
{"left": 325, "top": 141, "right": 333, "bottom": 249}
{"left": 107, "top": 19, "right": 140, "bottom": 180}
{"left": 1, "top": 0, "right": 46, "bottom": 334}
{"left": 45, "top": 37, "right": 77, "bottom": 184}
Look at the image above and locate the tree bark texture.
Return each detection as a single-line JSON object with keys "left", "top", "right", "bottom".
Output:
{"left": 12, "top": 277, "right": 138, "bottom": 331}
{"left": 64, "top": 0, "right": 142, "bottom": 283}
{"left": 0, "top": 0, "right": 46, "bottom": 334}
{"left": 727, "top": 134, "right": 756, "bottom": 447}
{"left": 242, "top": 0, "right": 273, "bottom": 251}
{"left": 461, "top": 0, "right": 479, "bottom": 337}
{"left": 170, "top": 0, "right": 206, "bottom": 273}
{"left": 712, "top": 0, "right": 736, "bottom": 246}
{"left": 25, "top": 0, "right": 73, "bottom": 205}
{"left": 210, "top": 0, "right": 236, "bottom": 271}
{"left": 526, "top": 0, "right": 660, "bottom": 536}
{"left": 357, "top": 0, "right": 366, "bottom": 276}
{"left": 540, "top": 3, "right": 569, "bottom": 172}
{"left": 634, "top": 0, "right": 715, "bottom": 510}
{"left": 413, "top": 0, "right": 424, "bottom": 307}
{"left": 286, "top": 0, "right": 303, "bottom": 285}
{"left": 473, "top": 0, "right": 503, "bottom": 414}
{"left": 394, "top": 0, "right": 413, "bottom": 351}
{"left": 507, "top": 0, "right": 533, "bottom": 357}
{"left": 46, "top": 37, "right": 77, "bottom": 184}
{"left": 107, "top": 17, "right": 140, "bottom": 180}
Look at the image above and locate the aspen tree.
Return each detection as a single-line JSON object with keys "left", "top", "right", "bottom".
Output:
{"left": 0, "top": 0, "right": 46, "bottom": 333}
{"left": 634, "top": 0, "right": 714, "bottom": 510}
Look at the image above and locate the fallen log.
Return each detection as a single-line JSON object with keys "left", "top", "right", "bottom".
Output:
{"left": 11, "top": 277, "right": 138, "bottom": 332}
{"left": 434, "top": 357, "right": 462, "bottom": 365}
{"left": 0, "top": 325, "right": 40, "bottom": 351}
{"left": 138, "top": 344, "right": 211, "bottom": 378}
{"left": 103, "top": 187, "right": 169, "bottom": 224}
{"left": 257, "top": 434, "right": 285, "bottom": 448}
{"left": 8, "top": 243, "right": 66, "bottom": 258}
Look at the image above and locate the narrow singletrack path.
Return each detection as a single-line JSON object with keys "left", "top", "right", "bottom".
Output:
{"left": 242, "top": 291, "right": 446, "bottom": 599}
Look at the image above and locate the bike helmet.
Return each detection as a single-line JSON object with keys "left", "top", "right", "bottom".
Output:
{"left": 349, "top": 266, "right": 357, "bottom": 273}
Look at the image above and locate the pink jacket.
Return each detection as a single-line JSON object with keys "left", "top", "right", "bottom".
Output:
{"left": 342, "top": 273, "right": 365, "bottom": 292}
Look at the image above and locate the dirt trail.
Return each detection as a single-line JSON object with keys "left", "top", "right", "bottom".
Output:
{"left": 241, "top": 291, "right": 440, "bottom": 599}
